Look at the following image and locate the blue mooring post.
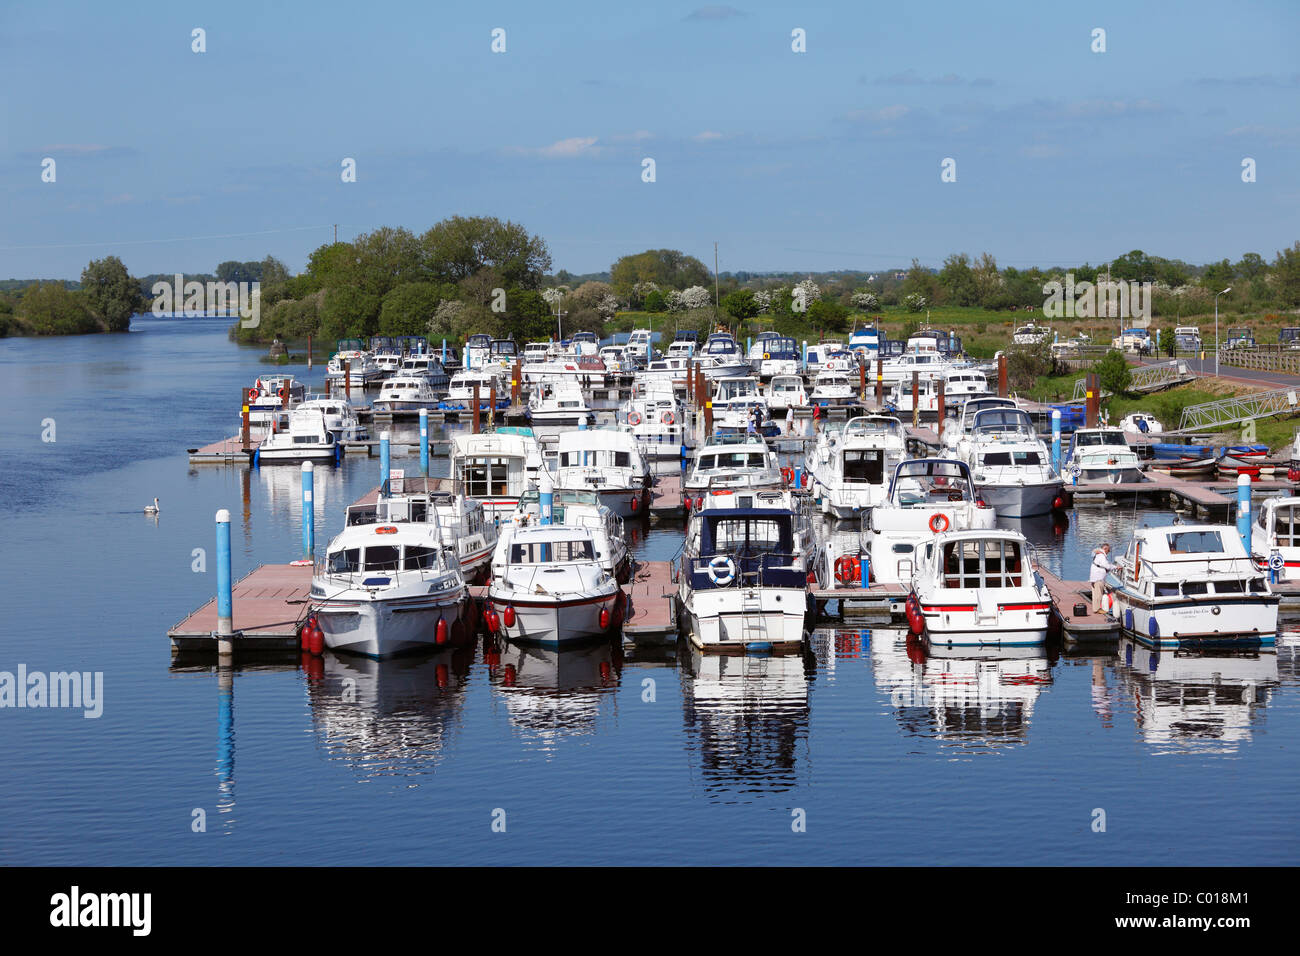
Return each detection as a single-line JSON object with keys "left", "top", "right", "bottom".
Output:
{"left": 1236, "top": 473, "right": 1251, "bottom": 555}
{"left": 859, "top": 552, "right": 869, "bottom": 589}
{"left": 216, "top": 509, "right": 234, "bottom": 658}
{"left": 380, "top": 430, "right": 391, "bottom": 495}
{"left": 801, "top": 340, "right": 808, "bottom": 369}
{"left": 301, "top": 462, "right": 314, "bottom": 560}
{"left": 419, "top": 408, "right": 429, "bottom": 477}
{"left": 441, "top": 338, "right": 447, "bottom": 365}
{"left": 539, "top": 471, "right": 554, "bottom": 525}
{"left": 1051, "top": 409, "right": 1062, "bottom": 474}
{"left": 794, "top": 465, "right": 802, "bottom": 489}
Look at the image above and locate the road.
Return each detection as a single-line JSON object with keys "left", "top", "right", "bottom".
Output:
{"left": 1133, "top": 354, "right": 1300, "bottom": 391}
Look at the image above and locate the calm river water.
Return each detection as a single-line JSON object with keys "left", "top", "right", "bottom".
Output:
{"left": 1, "top": 316, "right": 1296, "bottom": 865}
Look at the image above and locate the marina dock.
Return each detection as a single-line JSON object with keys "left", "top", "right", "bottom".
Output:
{"left": 1036, "top": 568, "right": 1120, "bottom": 643}
{"left": 168, "top": 563, "right": 313, "bottom": 651}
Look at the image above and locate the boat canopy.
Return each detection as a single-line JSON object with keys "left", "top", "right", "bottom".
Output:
{"left": 887, "top": 459, "right": 975, "bottom": 504}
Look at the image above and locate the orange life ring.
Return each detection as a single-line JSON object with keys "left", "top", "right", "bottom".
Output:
{"left": 662, "top": 410, "right": 675, "bottom": 425}
{"left": 781, "top": 466, "right": 793, "bottom": 485}
{"left": 929, "top": 513, "right": 949, "bottom": 533}
{"left": 834, "top": 554, "right": 860, "bottom": 583}
{"left": 247, "top": 388, "right": 258, "bottom": 402}
{"left": 628, "top": 411, "right": 642, "bottom": 425}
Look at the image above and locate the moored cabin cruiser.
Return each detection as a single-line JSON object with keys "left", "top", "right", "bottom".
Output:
{"left": 943, "top": 368, "right": 990, "bottom": 402}
{"left": 685, "top": 436, "right": 784, "bottom": 495}
{"left": 442, "top": 369, "right": 507, "bottom": 410}
{"left": 699, "top": 333, "right": 752, "bottom": 379}
{"left": 849, "top": 324, "right": 886, "bottom": 362}
{"left": 1065, "top": 427, "right": 1142, "bottom": 485}
{"left": 373, "top": 375, "right": 441, "bottom": 415}
{"left": 639, "top": 355, "right": 692, "bottom": 396}
{"left": 804, "top": 341, "right": 852, "bottom": 375}
{"left": 1012, "top": 323, "right": 1052, "bottom": 345}
{"left": 1120, "top": 412, "right": 1164, "bottom": 436}
{"left": 463, "top": 333, "right": 493, "bottom": 370}
{"left": 486, "top": 525, "right": 622, "bottom": 647}
{"left": 344, "top": 488, "right": 498, "bottom": 585}
{"left": 527, "top": 380, "right": 594, "bottom": 427}
{"left": 765, "top": 374, "right": 808, "bottom": 413}
{"left": 297, "top": 398, "right": 368, "bottom": 441}
{"left": 940, "top": 396, "right": 1019, "bottom": 456}
{"left": 625, "top": 328, "right": 657, "bottom": 363}
{"left": 1251, "top": 496, "right": 1300, "bottom": 582}
{"left": 810, "top": 369, "right": 858, "bottom": 408}
{"left": 311, "top": 519, "right": 470, "bottom": 658}
{"left": 256, "top": 408, "right": 339, "bottom": 463}
{"left": 244, "top": 375, "right": 305, "bottom": 426}
{"left": 749, "top": 334, "right": 801, "bottom": 379}
{"left": 909, "top": 529, "right": 1051, "bottom": 648}
{"left": 552, "top": 429, "right": 651, "bottom": 518}
{"left": 505, "top": 488, "right": 630, "bottom": 583}
{"left": 956, "top": 407, "right": 1065, "bottom": 518}
{"left": 1107, "top": 524, "right": 1278, "bottom": 647}
{"left": 326, "top": 341, "right": 382, "bottom": 386}
{"left": 450, "top": 429, "right": 546, "bottom": 519}
{"left": 568, "top": 331, "right": 601, "bottom": 357}
{"left": 678, "top": 487, "right": 824, "bottom": 651}
{"left": 620, "top": 385, "right": 686, "bottom": 458}
{"left": 868, "top": 459, "right": 997, "bottom": 583}
{"left": 396, "top": 354, "right": 450, "bottom": 394}
{"left": 805, "top": 415, "right": 907, "bottom": 519}
{"left": 484, "top": 338, "right": 520, "bottom": 375}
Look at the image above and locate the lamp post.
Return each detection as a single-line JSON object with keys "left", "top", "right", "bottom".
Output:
{"left": 1214, "top": 286, "right": 1232, "bottom": 377}
{"left": 555, "top": 308, "right": 568, "bottom": 342}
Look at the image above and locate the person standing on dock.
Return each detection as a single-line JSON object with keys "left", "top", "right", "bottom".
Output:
{"left": 1090, "top": 544, "right": 1114, "bottom": 615}
{"left": 785, "top": 405, "right": 794, "bottom": 435}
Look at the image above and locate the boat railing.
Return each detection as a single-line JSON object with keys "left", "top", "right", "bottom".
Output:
{"left": 686, "top": 551, "right": 805, "bottom": 589}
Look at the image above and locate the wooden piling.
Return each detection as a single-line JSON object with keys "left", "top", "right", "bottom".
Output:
{"left": 511, "top": 361, "right": 521, "bottom": 405}
{"left": 1085, "top": 372, "right": 1099, "bottom": 428}
{"left": 240, "top": 394, "right": 250, "bottom": 451}
{"left": 911, "top": 371, "right": 919, "bottom": 428}
{"left": 344, "top": 359, "right": 352, "bottom": 400}
{"left": 875, "top": 357, "right": 883, "bottom": 407}
{"left": 997, "top": 354, "right": 1007, "bottom": 397}
{"left": 473, "top": 382, "right": 481, "bottom": 433}
{"left": 937, "top": 376, "right": 945, "bottom": 437}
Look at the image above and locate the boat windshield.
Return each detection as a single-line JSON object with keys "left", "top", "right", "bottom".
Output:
{"left": 1166, "top": 530, "right": 1224, "bottom": 554}
{"left": 941, "top": 538, "right": 1024, "bottom": 588}
{"left": 697, "top": 451, "right": 770, "bottom": 471}
{"left": 890, "top": 461, "right": 973, "bottom": 504}
{"left": 509, "top": 539, "right": 594, "bottom": 563}
{"left": 972, "top": 409, "right": 1035, "bottom": 436}
{"left": 1076, "top": 431, "right": 1128, "bottom": 447}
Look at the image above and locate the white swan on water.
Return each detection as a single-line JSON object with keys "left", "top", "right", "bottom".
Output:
{"left": 143, "top": 497, "right": 160, "bottom": 514}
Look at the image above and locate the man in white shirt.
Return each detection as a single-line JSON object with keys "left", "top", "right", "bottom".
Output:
{"left": 1090, "top": 543, "right": 1114, "bottom": 614}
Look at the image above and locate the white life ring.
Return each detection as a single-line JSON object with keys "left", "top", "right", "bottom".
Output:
{"left": 707, "top": 555, "right": 737, "bottom": 586}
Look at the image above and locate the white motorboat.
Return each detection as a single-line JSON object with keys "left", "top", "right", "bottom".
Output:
{"left": 463, "top": 333, "right": 492, "bottom": 370}
{"left": 298, "top": 398, "right": 368, "bottom": 441}
{"left": 1064, "top": 427, "right": 1143, "bottom": 485}
{"left": 678, "top": 487, "right": 824, "bottom": 651}
{"left": 940, "top": 396, "right": 1019, "bottom": 456}
{"left": 450, "top": 429, "right": 547, "bottom": 519}
{"left": 805, "top": 415, "right": 907, "bottom": 519}
{"left": 527, "top": 380, "right": 594, "bottom": 427}
{"left": 748, "top": 334, "right": 801, "bottom": 378}
{"left": 395, "top": 354, "right": 451, "bottom": 394}
{"left": 373, "top": 375, "right": 441, "bottom": 415}
{"left": 810, "top": 369, "right": 858, "bottom": 408}
{"left": 256, "top": 407, "right": 339, "bottom": 463}
{"left": 553, "top": 429, "right": 651, "bottom": 519}
{"left": 698, "top": 332, "right": 752, "bottom": 379}
{"left": 326, "top": 341, "right": 382, "bottom": 386}
{"left": 804, "top": 342, "right": 852, "bottom": 375}
{"left": 1250, "top": 496, "right": 1300, "bottom": 582}
{"left": 486, "top": 525, "right": 622, "bottom": 647}
{"left": 685, "top": 436, "right": 785, "bottom": 495}
{"left": 502, "top": 488, "right": 630, "bottom": 583}
{"left": 442, "top": 369, "right": 507, "bottom": 411}
{"left": 909, "top": 529, "right": 1051, "bottom": 648}
{"left": 765, "top": 374, "right": 808, "bottom": 413}
{"left": 868, "top": 458, "right": 998, "bottom": 583}
{"left": 1012, "top": 323, "right": 1052, "bottom": 345}
{"left": 956, "top": 406, "right": 1065, "bottom": 518}
{"left": 620, "top": 385, "right": 687, "bottom": 459}
{"left": 1107, "top": 524, "right": 1278, "bottom": 647}
{"left": 625, "top": 328, "right": 657, "bottom": 364}
{"left": 1120, "top": 412, "right": 1164, "bottom": 436}
{"left": 244, "top": 375, "right": 304, "bottom": 426}
{"left": 942, "top": 368, "right": 990, "bottom": 403}
{"left": 344, "top": 486, "right": 499, "bottom": 585}
{"left": 311, "top": 520, "right": 470, "bottom": 658}
{"left": 638, "top": 355, "right": 692, "bottom": 396}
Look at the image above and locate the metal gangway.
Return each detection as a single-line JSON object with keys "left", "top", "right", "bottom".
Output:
{"left": 1177, "top": 385, "right": 1300, "bottom": 433}
{"left": 1071, "top": 360, "right": 1196, "bottom": 400}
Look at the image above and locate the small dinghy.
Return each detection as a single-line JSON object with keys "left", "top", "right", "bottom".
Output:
{"left": 1149, "top": 457, "right": 1217, "bottom": 480}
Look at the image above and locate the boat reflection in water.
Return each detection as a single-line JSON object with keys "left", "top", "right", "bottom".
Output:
{"left": 1112, "top": 637, "right": 1277, "bottom": 754}
{"left": 303, "top": 645, "right": 474, "bottom": 782}
{"left": 485, "top": 637, "right": 623, "bottom": 752}
{"left": 679, "top": 647, "right": 812, "bottom": 799}
{"left": 871, "top": 626, "right": 1053, "bottom": 750}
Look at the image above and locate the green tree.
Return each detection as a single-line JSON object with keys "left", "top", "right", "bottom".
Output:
{"left": 80, "top": 256, "right": 143, "bottom": 332}
{"left": 17, "top": 281, "right": 98, "bottom": 335}
{"left": 319, "top": 286, "right": 381, "bottom": 341}
{"left": 720, "top": 288, "right": 759, "bottom": 320}
{"left": 1272, "top": 241, "right": 1300, "bottom": 307}
{"left": 901, "top": 258, "right": 940, "bottom": 304}
{"left": 807, "top": 298, "right": 849, "bottom": 332}
{"left": 1236, "top": 252, "right": 1267, "bottom": 279}
{"left": 643, "top": 289, "right": 666, "bottom": 312}
{"left": 937, "top": 253, "right": 977, "bottom": 306}
{"left": 421, "top": 216, "right": 551, "bottom": 289}
{"left": 1096, "top": 349, "right": 1132, "bottom": 395}
{"left": 609, "top": 249, "right": 710, "bottom": 296}
{"left": 1109, "top": 250, "right": 1155, "bottom": 282}
{"left": 379, "top": 282, "right": 445, "bottom": 336}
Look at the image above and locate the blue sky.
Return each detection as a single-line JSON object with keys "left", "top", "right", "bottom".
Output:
{"left": 2, "top": 0, "right": 1298, "bottom": 279}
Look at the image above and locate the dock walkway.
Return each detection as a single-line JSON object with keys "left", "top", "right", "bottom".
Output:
{"left": 168, "top": 563, "right": 313, "bottom": 650}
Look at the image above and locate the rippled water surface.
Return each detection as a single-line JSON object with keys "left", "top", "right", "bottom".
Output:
{"left": 1, "top": 317, "right": 1297, "bottom": 865}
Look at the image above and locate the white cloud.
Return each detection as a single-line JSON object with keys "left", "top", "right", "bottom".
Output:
{"left": 519, "top": 136, "right": 599, "bottom": 158}
{"left": 693, "top": 130, "right": 725, "bottom": 142}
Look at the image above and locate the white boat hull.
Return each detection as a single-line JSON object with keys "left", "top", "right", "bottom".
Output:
{"left": 1110, "top": 591, "right": 1279, "bottom": 647}
{"left": 316, "top": 595, "right": 467, "bottom": 658}
{"left": 683, "top": 587, "right": 808, "bottom": 650}
{"left": 976, "top": 480, "right": 1063, "bottom": 518}
{"left": 488, "top": 590, "right": 620, "bottom": 647}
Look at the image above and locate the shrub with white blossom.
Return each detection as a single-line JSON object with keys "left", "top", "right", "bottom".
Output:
{"left": 902, "top": 293, "right": 927, "bottom": 313}
{"left": 681, "top": 285, "right": 712, "bottom": 310}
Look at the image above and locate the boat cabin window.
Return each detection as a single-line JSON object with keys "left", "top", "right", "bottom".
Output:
{"left": 1268, "top": 503, "right": 1300, "bottom": 546}
{"left": 698, "top": 452, "right": 769, "bottom": 471}
{"left": 843, "top": 450, "right": 886, "bottom": 484}
{"left": 1167, "top": 530, "right": 1223, "bottom": 554}
{"left": 509, "top": 539, "right": 594, "bottom": 563}
{"left": 328, "top": 548, "right": 361, "bottom": 573}
{"left": 404, "top": 546, "right": 439, "bottom": 570}
{"left": 708, "top": 516, "right": 789, "bottom": 555}
{"left": 1076, "top": 431, "right": 1128, "bottom": 447}
{"left": 1213, "top": 579, "right": 1245, "bottom": 594}
{"left": 979, "top": 450, "right": 1043, "bottom": 466}
{"left": 1154, "top": 582, "right": 1180, "bottom": 597}
{"left": 941, "top": 538, "right": 1023, "bottom": 588}
{"left": 460, "top": 457, "right": 512, "bottom": 496}
{"left": 1182, "top": 581, "right": 1208, "bottom": 595}
{"left": 362, "top": 545, "right": 400, "bottom": 572}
